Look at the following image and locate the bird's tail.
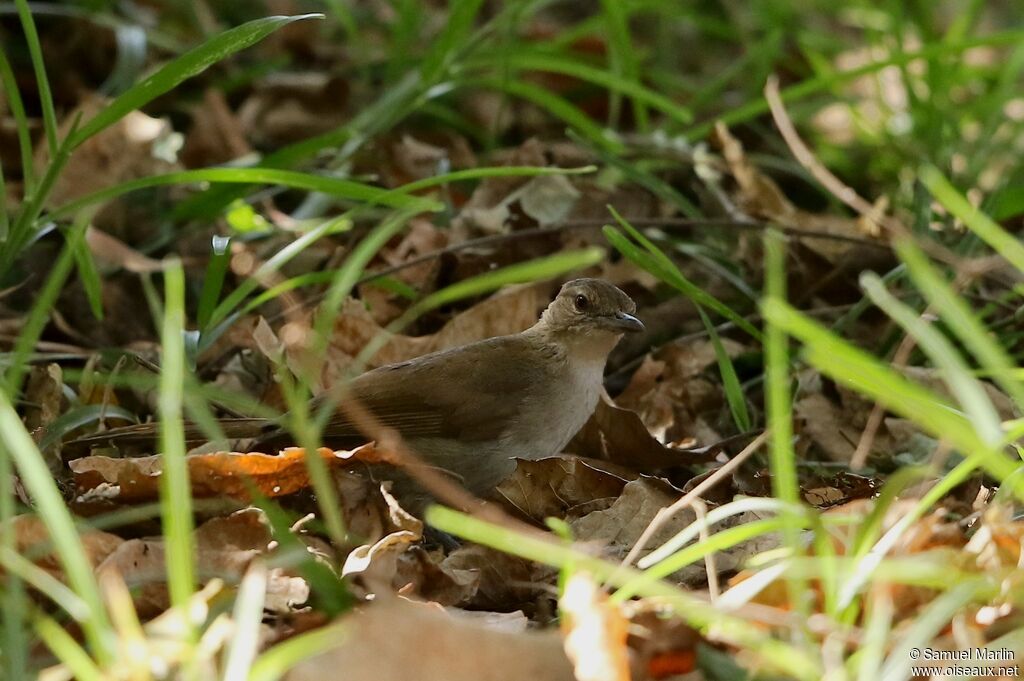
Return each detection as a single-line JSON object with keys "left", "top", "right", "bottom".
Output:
{"left": 66, "top": 417, "right": 273, "bottom": 454}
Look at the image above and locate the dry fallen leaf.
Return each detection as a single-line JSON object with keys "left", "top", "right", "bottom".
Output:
{"left": 70, "top": 443, "right": 393, "bottom": 503}
{"left": 496, "top": 456, "right": 632, "bottom": 522}
{"left": 713, "top": 122, "right": 884, "bottom": 263}
{"left": 95, "top": 509, "right": 311, "bottom": 617}
{"left": 7, "top": 514, "right": 123, "bottom": 582}
{"left": 286, "top": 598, "right": 576, "bottom": 681}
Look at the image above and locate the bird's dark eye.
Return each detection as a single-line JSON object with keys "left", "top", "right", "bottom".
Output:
{"left": 574, "top": 294, "right": 589, "bottom": 311}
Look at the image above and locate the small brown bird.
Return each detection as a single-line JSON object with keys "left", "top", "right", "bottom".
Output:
{"left": 74, "top": 279, "right": 643, "bottom": 500}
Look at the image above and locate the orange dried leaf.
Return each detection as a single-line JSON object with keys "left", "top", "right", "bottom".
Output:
{"left": 70, "top": 443, "right": 392, "bottom": 503}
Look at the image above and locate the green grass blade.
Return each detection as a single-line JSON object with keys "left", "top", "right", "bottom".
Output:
{"left": 920, "top": 165, "right": 1024, "bottom": 276}
{"left": 69, "top": 14, "right": 324, "bottom": 148}
{"left": 2, "top": 214, "right": 89, "bottom": 395}
{"left": 603, "top": 224, "right": 762, "bottom": 341}
{"left": 684, "top": 30, "right": 1024, "bottom": 141}
{"left": 0, "top": 412, "right": 26, "bottom": 677}
{"left": 158, "top": 261, "right": 196, "bottom": 610}
{"left": 764, "top": 228, "right": 800, "bottom": 512}
{"left": 698, "top": 306, "right": 751, "bottom": 432}
{"left": 637, "top": 497, "right": 794, "bottom": 570}
{"left": 50, "top": 167, "right": 440, "bottom": 220}
{"left": 14, "top": 0, "right": 58, "bottom": 157}
{"left": 0, "top": 147, "right": 7, "bottom": 241}
{"left": 419, "top": 0, "right": 485, "bottom": 84}
{"left": 205, "top": 214, "right": 351, "bottom": 331}
{"left": 70, "top": 224, "right": 104, "bottom": 321}
{"left": 197, "top": 235, "right": 232, "bottom": 331}
{"left": 407, "top": 246, "right": 606, "bottom": 316}
{"left": 618, "top": 517, "right": 791, "bottom": 600}
{"left": 879, "top": 581, "right": 987, "bottom": 681}
{"left": 475, "top": 51, "right": 690, "bottom": 125}
{"left": 598, "top": 0, "right": 646, "bottom": 129}
{"left": 470, "top": 77, "right": 624, "bottom": 153}
{"left": 0, "top": 47, "right": 36, "bottom": 191}
{"left": 0, "top": 546, "right": 89, "bottom": 621}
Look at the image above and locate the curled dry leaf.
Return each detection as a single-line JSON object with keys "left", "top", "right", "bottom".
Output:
{"left": 285, "top": 598, "right": 575, "bottom": 681}
{"left": 440, "top": 544, "right": 554, "bottom": 611}
{"left": 496, "top": 456, "right": 632, "bottom": 522}
{"left": 560, "top": 573, "right": 631, "bottom": 681}
{"left": 567, "top": 393, "right": 717, "bottom": 474}
{"left": 341, "top": 488, "right": 482, "bottom": 608}
{"left": 70, "top": 443, "right": 393, "bottom": 504}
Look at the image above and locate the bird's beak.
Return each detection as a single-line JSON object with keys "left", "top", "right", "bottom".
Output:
{"left": 608, "top": 311, "right": 645, "bottom": 333}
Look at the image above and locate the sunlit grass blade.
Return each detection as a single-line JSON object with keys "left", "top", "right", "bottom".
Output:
{"left": 248, "top": 621, "right": 350, "bottom": 681}
{"left": 393, "top": 164, "right": 597, "bottom": 195}
{"left": 158, "top": 260, "right": 196, "bottom": 610}
{"left": 221, "top": 562, "right": 268, "bottom": 681}
{"left": 879, "top": 581, "right": 986, "bottom": 681}
{"left": 0, "top": 546, "right": 90, "bottom": 621}
{"left": 762, "top": 299, "right": 1024, "bottom": 497}
{"left": 860, "top": 271, "right": 1003, "bottom": 444}
{"left": 204, "top": 213, "right": 351, "bottom": 332}
{"left": 425, "top": 505, "right": 822, "bottom": 681}
{"left": 921, "top": 165, "right": 1024, "bottom": 276}
{"left": 895, "top": 237, "right": 1024, "bottom": 407}
{"left": 617, "top": 517, "right": 791, "bottom": 600}
{"left": 405, "top": 246, "right": 606, "bottom": 318}
{"left": 36, "top": 615, "right": 104, "bottom": 681}
{"left": 637, "top": 497, "right": 795, "bottom": 571}
{"left": 68, "top": 14, "right": 324, "bottom": 148}
{"left": 0, "top": 393, "right": 114, "bottom": 662}
{"left": 763, "top": 228, "right": 801, "bottom": 516}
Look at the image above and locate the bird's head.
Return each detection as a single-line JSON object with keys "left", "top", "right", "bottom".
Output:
{"left": 538, "top": 279, "right": 644, "bottom": 338}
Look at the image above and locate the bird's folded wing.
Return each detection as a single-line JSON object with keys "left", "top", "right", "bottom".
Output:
{"left": 320, "top": 335, "right": 548, "bottom": 445}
